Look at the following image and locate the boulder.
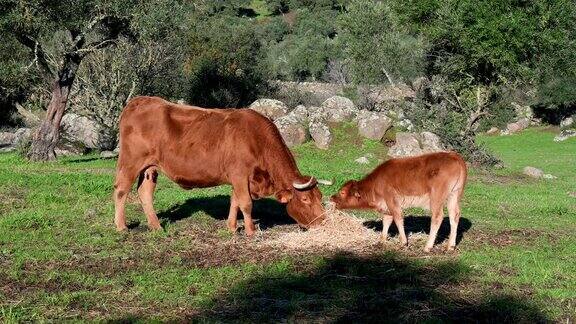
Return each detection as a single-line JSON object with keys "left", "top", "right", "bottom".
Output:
{"left": 554, "top": 129, "right": 576, "bottom": 142}
{"left": 309, "top": 120, "right": 332, "bottom": 149}
{"left": 560, "top": 116, "right": 574, "bottom": 129}
{"left": 60, "top": 113, "right": 101, "bottom": 149}
{"left": 290, "top": 105, "right": 309, "bottom": 124}
{"left": 320, "top": 96, "right": 357, "bottom": 123}
{"left": 511, "top": 102, "right": 533, "bottom": 120}
{"left": 420, "top": 131, "right": 444, "bottom": 153}
{"left": 388, "top": 133, "right": 423, "bottom": 158}
{"left": 249, "top": 99, "right": 288, "bottom": 120}
{"left": 523, "top": 166, "right": 544, "bottom": 178}
{"left": 356, "top": 111, "right": 392, "bottom": 141}
{"left": 100, "top": 150, "right": 118, "bottom": 158}
{"left": 274, "top": 115, "right": 308, "bottom": 147}
{"left": 388, "top": 132, "right": 445, "bottom": 158}
{"left": 486, "top": 127, "right": 500, "bottom": 135}
{"left": 0, "top": 132, "right": 16, "bottom": 147}
{"left": 504, "top": 118, "right": 530, "bottom": 134}
{"left": 13, "top": 128, "right": 31, "bottom": 146}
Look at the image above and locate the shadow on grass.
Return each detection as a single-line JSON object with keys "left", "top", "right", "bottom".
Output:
{"left": 364, "top": 216, "right": 473, "bottom": 245}
{"left": 157, "top": 194, "right": 295, "bottom": 229}
{"left": 188, "top": 252, "right": 547, "bottom": 323}
{"left": 102, "top": 252, "right": 546, "bottom": 322}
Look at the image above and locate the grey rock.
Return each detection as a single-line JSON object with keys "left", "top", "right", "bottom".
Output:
{"left": 511, "top": 102, "right": 533, "bottom": 120}
{"left": 523, "top": 166, "right": 545, "bottom": 179}
{"left": 388, "top": 133, "right": 423, "bottom": 158}
{"left": 355, "top": 156, "right": 370, "bottom": 164}
{"left": 320, "top": 96, "right": 357, "bottom": 123}
{"left": 274, "top": 115, "right": 308, "bottom": 147}
{"left": 249, "top": 99, "right": 289, "bottom": 120}
{"left": 13, "top": 128, "right": 31, "bottom": 146}
{"left": 486, "top": 127, "right": 500, "bottom": 135}
{"left": 100, "top": 150, "right": 118, "bottom": 158}
{"left": 388, "top": 132, "right": 445, "bottom": 158}
{"left": 290, "top": 105, "right": 309, "bottom": 124}
{"left": 554, "top": 129, "right": 576, "bottom": 142}
{"left": 0, "top": 132, "right": 16, "bottom": 147}
{"left": 560, "top": 116, "right": 574, "bottom": 129}
{"left": 309, "top": 121, "right": 332, "bottom": 149}
{"left": 356, "top": 111, "right": 392, "bottom": 141}
{"left": 61, "top": 113, "right": 101, "bottom": 149}
{"left": 504, "top": 118, "right": 530, "bottom": 134}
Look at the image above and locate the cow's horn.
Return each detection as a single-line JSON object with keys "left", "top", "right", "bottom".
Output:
{"left": 317, "top": 179, "right": 333, "bottom": 186}
{"left": 293, "top": 177, "right": 316, "bottom": 190}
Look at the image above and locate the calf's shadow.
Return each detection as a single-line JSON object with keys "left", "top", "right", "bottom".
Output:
{"left": 363, "top": 215, "right": 473, "bottom": 245}
{"left": 157, "top": 194, "right": 295, "bottom": 230}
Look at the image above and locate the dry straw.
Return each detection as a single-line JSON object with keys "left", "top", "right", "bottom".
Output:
{"left": 265, "top": 203, "right": 381, "bottom": 253}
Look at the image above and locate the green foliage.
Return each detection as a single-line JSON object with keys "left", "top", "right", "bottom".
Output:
{"left": 184, "top": 14, "right": 269, "bottom": 107}
{"left": 338, "top": 0, "right": 426, "bottom": 85}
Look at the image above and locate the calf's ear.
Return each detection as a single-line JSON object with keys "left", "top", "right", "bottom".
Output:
{"left": 275, "top": 189, "right": 293, "bottom": 203}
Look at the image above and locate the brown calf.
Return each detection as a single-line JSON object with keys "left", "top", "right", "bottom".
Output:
{"left": 330, "top": 152, "right": 467, "bottom": 252}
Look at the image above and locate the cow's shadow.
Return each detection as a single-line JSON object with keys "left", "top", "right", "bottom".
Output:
{"left": 157, "top": 194, "right": 295, "bottom": 230}
{"left": 363, "top": 215, "right": 473, "bottom": 245}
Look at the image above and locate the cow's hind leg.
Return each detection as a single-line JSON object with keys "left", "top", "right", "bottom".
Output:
{"left": 446, "top": 192, "right": 461, "bottom": 251}
{"left": 232, "top": 181, "right": 256, "bottom": 236}
{"left": 137, "top": 166, "right": 161, "bottom": 230}
{"left": 114, "top": 168, "right": 139, "bottom": 231}
{"left": 227, "top": 191, "right": 239, "bottom": 233}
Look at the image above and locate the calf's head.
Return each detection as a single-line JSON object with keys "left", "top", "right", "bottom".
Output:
{"left": 276, "top": 176, "right": 325, "bottom": 227}
{"left": 330, "top": 180, "right": 367, "bottom": 209}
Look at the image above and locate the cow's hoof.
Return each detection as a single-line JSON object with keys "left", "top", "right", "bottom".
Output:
{"left": 227, "top": 221, "right": 238, "bottom": 233}
{"left": 446, "top": 246, "right": 456, "bottom": 252}
{"left": 423, "top": 246, "right": 432, "bottom": 253}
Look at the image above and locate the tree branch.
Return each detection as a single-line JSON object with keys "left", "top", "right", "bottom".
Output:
{"left": 15, "top": 34, "right": 54, "bottom": 77}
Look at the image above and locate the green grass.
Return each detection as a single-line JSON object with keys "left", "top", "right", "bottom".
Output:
{"left": 0, "top": 126, "right": 574, "bottom": 322}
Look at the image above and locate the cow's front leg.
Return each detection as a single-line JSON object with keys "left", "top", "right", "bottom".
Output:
{"left": 388, "top": 200, "right": 407, "bottom": 247}
{"left": 232, "top": 182, "right": 256, "bottom": 236}
{"left": 380, "top": 214, "right": 394, "bottom": 243}
{"left": 227, "top": 191, "right": 239, "bottom": 233}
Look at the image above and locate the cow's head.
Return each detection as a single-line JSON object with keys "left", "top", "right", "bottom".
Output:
{"left": 330, "top": 180, "right": 367, "bottom": 209}
{"left": 276, "top": 176, "right": 325, "bottom": 227}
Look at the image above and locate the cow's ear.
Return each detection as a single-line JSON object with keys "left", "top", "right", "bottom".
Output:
{"left": 275, "top": 189, "right": 293, "bottom": 203}
{"left": 350, "top": 182, "right": 361, "bottom": 198}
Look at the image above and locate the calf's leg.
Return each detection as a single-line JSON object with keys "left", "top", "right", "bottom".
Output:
{"left": 446, "top": 192, "right": 461, "bottom": 251}
{"left": 380, "top": 214, "right": 394, "bottom": 242}
{"left": 424, "top": 201, "right": 444, "bottom": 252}
{"left": 137, "top": 166, "right": 161, "bottom": 230}
{"left": 387, "top": 201, "right": 407, "bottom": 246}
{"left": 227, "top": 191, "right": 239, "bottom": 233}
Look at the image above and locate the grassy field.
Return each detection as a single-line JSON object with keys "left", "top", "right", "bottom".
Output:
{"left": 0, "top": 126, "right": 574, "bottom": 322}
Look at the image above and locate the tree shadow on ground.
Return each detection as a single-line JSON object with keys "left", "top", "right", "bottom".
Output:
{"left": 363, "top": 216, "right": 473, "bottom": 245}
{"left": 183, "top": 252, "right": 547, "bottom": 323}
{"left": 157, "top": 194, "right": 295, "bottom": 230}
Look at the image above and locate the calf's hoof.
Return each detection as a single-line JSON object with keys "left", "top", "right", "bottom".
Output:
{"left": 116, "top": 224, "right": 128, "bottom": 232}
{"left": 244, "top": 225, "right": 256, "bottom": 237}
{"left": 227, "top": 220, "right": 238, "bottom": 233}
{"left": 423, "top": 246, "right": 433, "bottom": 253}
{"left": 446, "top": 245, "right": 456, "bottom": 252}
{"left": 148, "top": 223, "right": 162, "bottom": 231}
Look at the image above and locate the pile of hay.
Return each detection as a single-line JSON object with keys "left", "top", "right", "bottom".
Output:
{"left": 265, "top": 204, "right": 381, "bottom": 253}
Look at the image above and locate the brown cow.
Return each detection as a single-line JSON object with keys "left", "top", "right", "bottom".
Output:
{"left": 113, "top": 96, "right": 325, "bottom": 235}
{"left": 330, "top": 152, "right": 467, "bottom": 252}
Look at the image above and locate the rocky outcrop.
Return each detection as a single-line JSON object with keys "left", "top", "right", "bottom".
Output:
{"left": 60, "top": 113, "right": 101, "bottom": 149}
{"left": 356, "top": 111, "right": 392, "bottom": 141}
{"left": 249, "top": 99, "right": 289, "bottom": 120}
{"left": 560, "top": 116, "right": 574, "bottom": 129}
{"left": 309, "top": 120, "right": 332, "bottom": 149}
{"left": 274, "top": 115, "right": 309, "bottom": 147}
{"left": 387, "top": 132, "right": 445, "bottom": 158}
{"left": 320, "top": 96, "right": 357, "bottom": 123}
{"left": 503, "top": 118, "right": 530, "bottom": 134}
{"left": 554, "top": 129, "right": 576, "bottom": 142}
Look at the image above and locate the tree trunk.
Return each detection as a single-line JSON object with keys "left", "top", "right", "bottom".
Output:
{"left": 27, "top": 58, "right": 80, "bottom": 161}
